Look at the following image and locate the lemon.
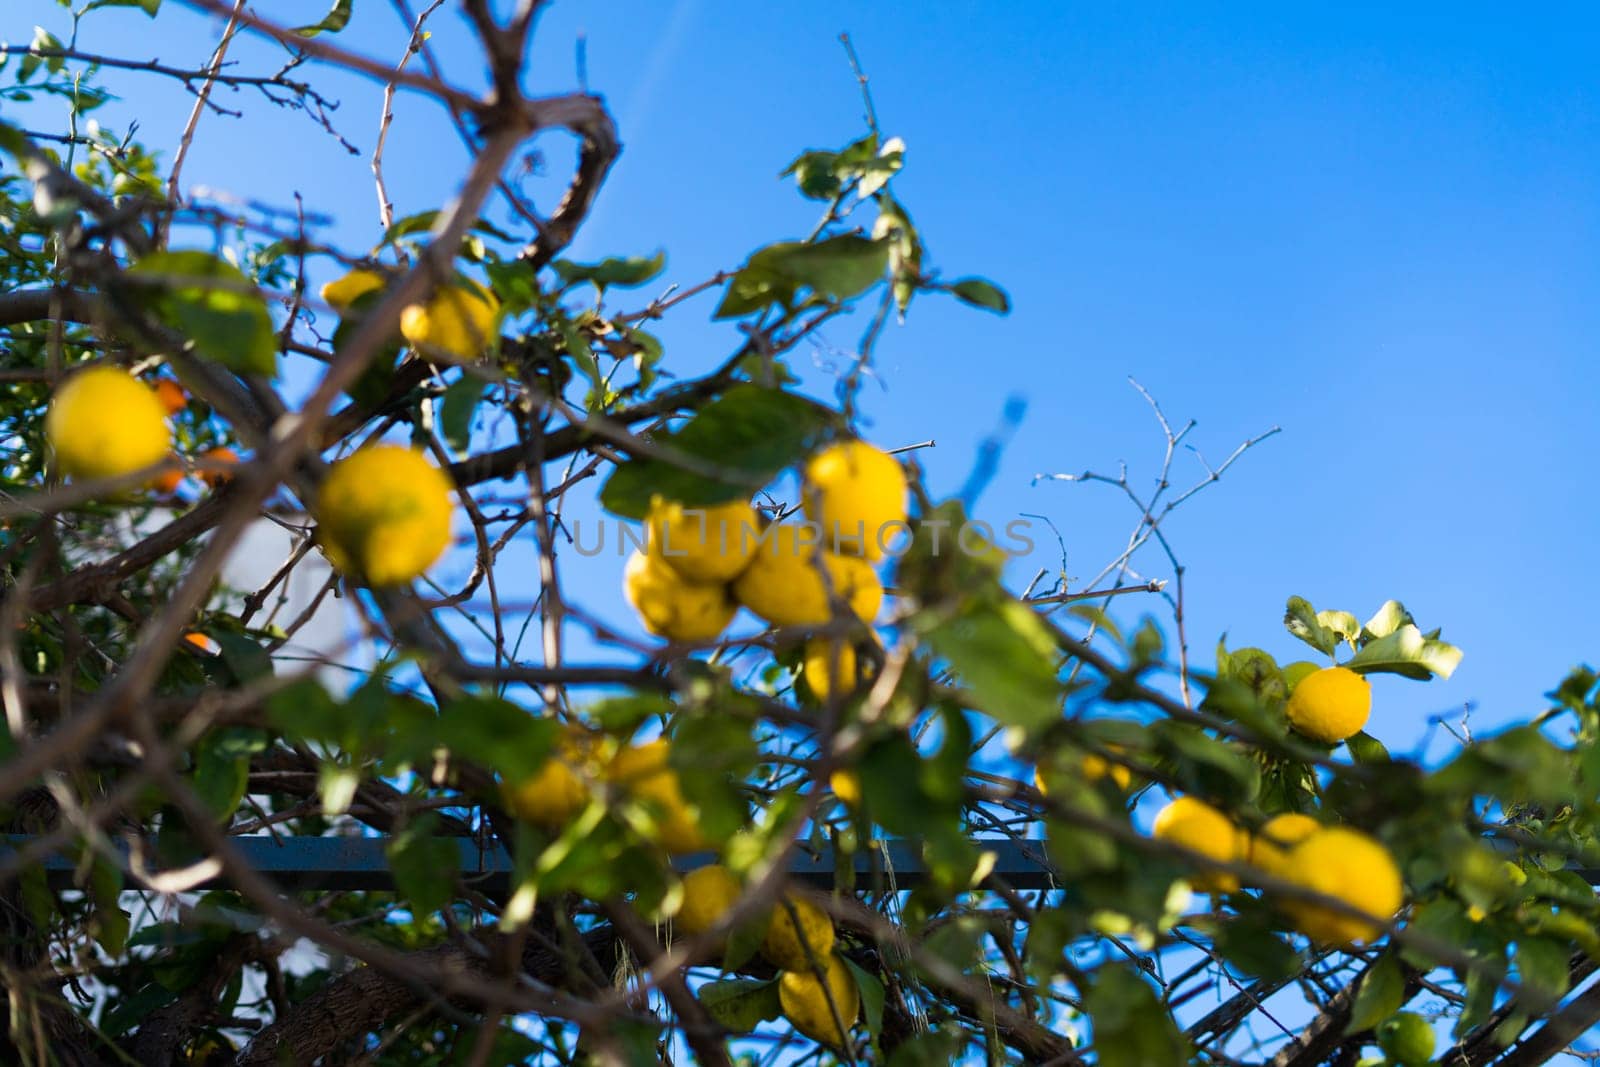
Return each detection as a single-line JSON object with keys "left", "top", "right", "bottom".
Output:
{"left": 321, "top": 268, "right": 385, "bottom": 309}
{"left": 676, "top": 864, "right": 744, "bottom": 939}
{"left": 500, "top": 729, "right": 597, "bottom": 829}
{"left": 647, "top": 496, "right": 759, "bottom": 583}
{"left": 316, "top": 445, "right": 454, "bottom": 586}
{"left": 732, "top": 525, "right": 883, "bottom": 627}
{"left": 830, "top": 769, "right": 862, "bottom": 809}
{"left": 1248, "top": 812, "right": 1321, "bottom": 880}
{"left": 778, "top": 953, "right": 860, "bottom": 1047}
{"left": 607, "top": 739, "right": 710, "bottom": 854}
{"left": 1035, "top": 748, "right": 1132, "bottom": 794}
{"left": 761, "top": 892, "right": 835, "bottom": 970}
{"left": 1286, "top": 666, "right": 1371, "bottom": 744}
{"left": 45, "top": 366, "right": 170, "bottom": 482}
{"left": 1277, "top": 826, "right": 1403, "bottom": 946}
{"left": 803, "top": 440, "right": 909, "bottom": 560}
{"left": 1151, "top": 796, "right": 1248, "bottom": 893}
{"left": 400, "top": 279, "right": 499, "bottom": 363}
{"left": 622, "top": 551, "right": 737, "bottom": 643}
{"left": 802, "top": 638, "right": 859, "bottom": 702}
{"left": 1376, "top": 1012, "right": 1434, "bottom": 1067}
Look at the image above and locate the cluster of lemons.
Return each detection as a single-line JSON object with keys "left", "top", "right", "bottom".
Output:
{"left": 678, "top": 865, "right": 858, "bottom": 1047}
{"left": 322, "top": 267, "right": 501, "bottom": 366}
{"left": 623, "top": 440, "right": 908, "bottom": 699}
{"left": 44, "top": 366, "right": 237, "bottom": 493}
{"left": 1143, "top": 666, "right": 1400, "bottom": 946}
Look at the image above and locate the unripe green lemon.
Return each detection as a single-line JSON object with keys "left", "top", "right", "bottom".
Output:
{"left": 45, "top": 366, "right": 170, "bottom": 482}
{"left": 802, "top": 440, "right": 908, "bottom": 561}
{"left": 1286, "top": 666, "right": 1371, "bottom": 743}
{"left": 1376, "top": 1011, "right": 1435, "bottom": 1067}
{"left": 316, "top": 445, "right": 454, "bottom": 585}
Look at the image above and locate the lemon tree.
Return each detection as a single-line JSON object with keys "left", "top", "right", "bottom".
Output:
{"left": 1, "top": 6, "right": 1598, "bottom": 1067}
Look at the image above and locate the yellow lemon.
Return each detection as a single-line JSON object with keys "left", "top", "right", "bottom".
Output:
{"left": 646, "top": 496, "right": 759, "bottom": 583}
{"left": 607, "top": 739, "right": 710, "bottom": 854}
{"left": 1286, "top": 666, "right": 1371, "bottom": 744}
{"left": 1248, "top": 812, "right": 1321, "bottom": 880}
{"left": 1151, "top": 796, "right": 1248, "bottom": 893}
{"left": 1277, "top": 826, "right": 1403, "bottom": 947}
{"left": 500, "top": 729, "right": 598, "bottom": 829}
{"left": 400, "top": 279, "right": 500, "bottom": 363}
{"left": 802, "top": 638, "right": 859, "bottom": 702}
{"left": 732, "top": 525, "right": 883, "bottom": 628}
{"left": 761, "top": 893, "right": 835, "bottom": 970}
{"left": 676, "top": 864, "right": 744, "bottom": 940}
{"left": 830, "top": 769, "right": 862, "bottom": 808}
{"left": 316, "top": 445, "right": 454, "bottom": 586}
{"left": 622, "top": 551, "right": 736, "bottom": 643}
{"left": 321, "top": 268, "right": 385, "bottom": 309}
{"left": 778, "top": 954, "right": 860, "bottom": 1048}
{"left": 45, "top": 366, "right": 170, "bottom": 482}
{"left": 1036, "top": 747, "right": 1133, "bottom": 794}
{"left": 802, "top": 440, "right": 909, "bottom": 561}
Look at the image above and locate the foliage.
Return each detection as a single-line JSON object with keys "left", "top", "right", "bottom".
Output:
{"left": 0, "top": 5, "right": 1595, "bottom": 1067}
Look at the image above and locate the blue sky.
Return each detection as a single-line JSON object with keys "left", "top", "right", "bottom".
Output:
{"left": 8, "top": 0, "right": 1599, "bottom": 758}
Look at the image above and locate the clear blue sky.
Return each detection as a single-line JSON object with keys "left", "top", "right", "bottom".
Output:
{"left": 9, "top": 0, "right": 1600, "bottom": 756}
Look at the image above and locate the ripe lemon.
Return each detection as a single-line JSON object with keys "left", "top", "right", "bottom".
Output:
{"left": 830, "top": 769, "right": 862, "bottom": 809}
{"left": 316, "top": 445, "right": 454, "bottom": 586}
{"left": 761, "top": 892, "right": 835, "bottom": 970}
{"left": 802, "top": 440, "right": 909, "bottom": 561}
{"left": 778, "top": 953, "right": 860, "bottom": 1047}
{"left": 1277, "top": 826, "right": 1403, "bottom": 946}
{"left": 802, "top": 638, "right": 860, "bottom": 702}
{"left": 1377, "top": 1011, "right": 1435, "bottom": 1067}
{"left": 321, "top": 268, "right": 385, "bottom": 309}
{"left": 1286, "top": 666, "right": 1371, "bottom": 744}
{"left": 676, "top": 864, "right": 743, "bottom": 939}
{"left": 400, "top": 279, "right": 499, "bottom": 363}
{"left": 732, "top": 525, "right": 883, "bottom": 627}
{"left": 1247, "top": 812, "right": 1321, "bottom": 880}
{"left": 501, "top": 729, "right": 597, "bottom": 829}
{"left": 45, "top": 366, "right": 170, "bottom": 482}
{"left": 1035, "top": 748, "right": 1132, "bottom": 794}
{"left": 622, "top": 551, "right": 736, "bottom": 643}
{"left": 1151, "top": 796, "right": 1248, "bottom": 893}
{"left": 646, "top": 496, "right": 759, "bottom": 583}
{"left": 607, "top": 739, "right": 710, "bottom": 854}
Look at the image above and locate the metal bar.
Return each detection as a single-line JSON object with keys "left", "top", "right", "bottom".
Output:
{"left": 7, "top": 835, "right": 1593, "bottom": 894}
{"left": 3, "top": 834, "right": 1061, "bottom": 892}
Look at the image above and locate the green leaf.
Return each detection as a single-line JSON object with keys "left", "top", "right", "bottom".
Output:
{"left": 551, "top": 251, "right": 665, "bottom": 291}
{"left": 387, "top": 814, "right": 459, "bottom": 918}
{"left": 438, "top": 375, "right": 484, "bottom": 455}
{"left": 1318, "top": 610, "right": 1362, "bottom": 649}
{"left": 948, "top": 277, "right": 1011, "bottom": 314}
{"left": 211, "top": 631, "right": 273, "bottom": 683}
{"left": 84, "top": 0, "right": 161, "bottom": 14}
{"left": 1086, "top": 964, "right": 1190, "bottom": 1067}
{"left": 714, "top": 235, "right": 888, "bottom": 318}
{"left": 696, "top": 977, "right": 782, "bottom": 1032}
{"left": 294, "top": 0, "right": 352, "bottom": 36}
{"left": 886, "top": 1028, "right": 968, "bottom": 1067}
{"left": 1345, "top": 731, "right": 1390, "bottom": 764}
{"left": 841, "top": 957, "right": 885, "bottom": 1038}
{"left": 1514, "top": 937, "right": 1572, "bottom": 1011}
{"left": 1284, "top": 595, "right": 1336, "bottom": 656}
{"left": 435, "top": 695, "right": 558, "bottom": 784}
{"left": 193, "top": 728, "right": 265, "bottom": 821}
{"left": 918, "top": 598, "right": 1061, "bottom": 729}
{"left": 1363, "top": 600, "right": 1414, "bottom": 640}
{"left": 1347, "top": 623, "right": 1463, "bottom": 681}
{"left": 599, "top": 385, "right": 837, "bottom": 519}
{"left": 781, "top": 149, "right": 843, "bottom": 199}
{"left": 1345, "top": 954, "right": 1406, "bottom": 1034}
{"left": 129, "top": 251, "right": 277, "bottom": 376}
{"left": 1212, "top": 918, "right": 1299, "bottom": 980}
